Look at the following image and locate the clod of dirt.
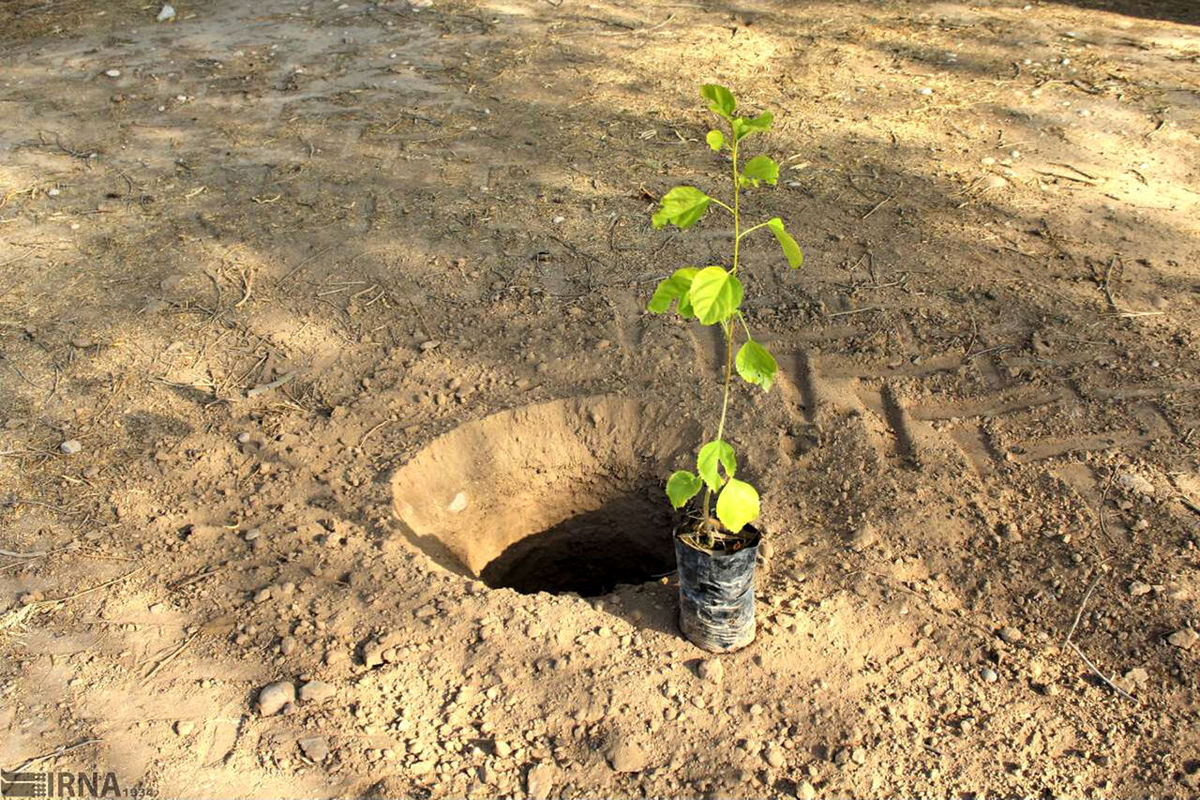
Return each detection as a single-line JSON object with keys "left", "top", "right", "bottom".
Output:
{"left": 298, "top": 736, "right": 329, "bottom": 762}
{"left": 798, "top": 781, "right": 818, "bottom": 800}
{"left": 1129, "top": 581, "right": 1153, "bottom": 597}
{"left": 257, "top": 681, "right": 296, "bottom": 716}
{"left": 1123, "top": 667, "right": 1150, "bottom": 686}
{"left": 526, "top": 762, "right": 557, "bottom": 800}
{"left": 1167, "top": 628, "right": 1197, "bottom": 650}
{"left": 361, "top": 636, "right": 398, "bottom": 668}
{"left": 1117, "top": 472, "right": 1156, "bottom": 497}
{"left": 697, "top": 658, "right": 724, "bottom": 684}
{"left": 391, "top": 395, "right": 698, "bottom": 596}
{"left": 173, "top": 720, "right": 195, "bottom": 736}
{"left": 608, "top": 741, "right": 648, "bottom": 773}
{"left": 849, "top": 522, "right": 878, "bottom": 552}
{"left": 298, "top": 680, "right": 336, "bottom": 704}
{"left": 981, "top": 175, "right": 1008, "bottom": 191}
{"left": 997, "top": 626, "right": 1023, "bottom": 644}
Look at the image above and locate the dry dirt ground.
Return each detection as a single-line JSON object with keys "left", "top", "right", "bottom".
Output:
{"left": 2, "top": 0, "right": 1200, "bottom": 797}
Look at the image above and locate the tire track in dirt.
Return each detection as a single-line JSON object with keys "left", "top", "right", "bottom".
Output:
{"left": 768, "top": 339, "right": 1193, "bottom": 478}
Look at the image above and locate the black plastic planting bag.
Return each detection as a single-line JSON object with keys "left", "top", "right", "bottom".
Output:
{"left": 674, "top": 526, "right": 760, "bottom": 652}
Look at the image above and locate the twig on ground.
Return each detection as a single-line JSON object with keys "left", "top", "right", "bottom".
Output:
{"left": 234, "top": 266, "right": 254, "bottom": 308}
{"left": 169, "top": 564, "right": 227, "bottom": 591}
{"left": 245, "top": 371, "right": 296, "bottom": 398}
{"left": 12, "top": 738, "right": 102, "bottom": 773}
{"left": 861, "top": 195, "right": 893, "bottom": 220}
{"left": 827, "top": 306, "right": 882, "bottom": 318}
{"left": 1101, "top": 256, "right": 1119, "bottom": 311}
{"left": 0, "top": 567, "right": 142, "bottom": 639}
{"left": 1034, "top": 169, "right": 1100, "bottom": 185}
{"left": 1066, "top": 640, "right": 1136, "bottom": 702}
{"left": 1048, "top": 162, "right": 1100, "bottom": 180}
{"left": 144, "top": 630, "right": 200, "bottom": 679}
{"left": 1065, "top": 570, "right": 1103, "bottom": 646}
{"left": 408, "top": 298, "right": 433, "bottom": 341}
{"left": 359, "top": 418, "right": 394, "bottom": 448}
{"left": 1062, "top": 467, "right": 1134, "bottom": 702}
{"left": 0, "top": 548, "right": 48, "bottom": 558}
{"left": 562, "top": 12, "right": 675, "bottom": 37}
{"left": 277, "top": 245, "right": 336, "bottom": 288}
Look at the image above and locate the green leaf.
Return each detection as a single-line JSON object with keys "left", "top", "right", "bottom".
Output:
{"left": 742, "top": 111, "right": 774, "bottom": 134}
{"left": 766, "top": 217, "right": 804, "bottom": 268}
{"left": 736, "top": 340, "right": 778, "bottom": 391}
{"left": 686, "top": 266, "right": 744, "bottom": 326}
{"left": 666, "top": 470, "right": 703, "bottom": 509}
{"left": 741, "top": 155, "right": 779, "bottom": 187}
{"left": 731, "top": 112, "right": 772, "bottom": 142}
{"left": 696, "top": 440, "right": 737, "bottom": 492}
{"left": 652, "top": 186, "right": 712, "bottom": 230}
{"left": 648, "top": 267, "right": 699, "bottom": 317}
{"left": 731, "top": 118, "right": 747, "bottom": 141}
{"left": 700, "top": 84, "right": 736, "bottom": 120}
{"left": 716, "top": 478, "right": 760, "bottom": 533}
{"left": 706, "top": 130, "right": 724, "bottom": 151}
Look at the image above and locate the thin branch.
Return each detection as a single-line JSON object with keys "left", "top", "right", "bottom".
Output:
{"left": 1066, "top": 640, "right": 1136, "bottom": 702}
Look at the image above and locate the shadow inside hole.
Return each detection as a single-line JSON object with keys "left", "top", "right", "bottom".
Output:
{"left": 480, "top": 490, "right": 675, "bottom": 596}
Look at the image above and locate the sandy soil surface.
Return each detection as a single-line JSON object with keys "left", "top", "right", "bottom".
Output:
{"left": 2, "top": 0, "right": 1199, "bottom": 797}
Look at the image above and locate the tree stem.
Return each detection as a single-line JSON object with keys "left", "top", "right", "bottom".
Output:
{"left": 701, "top": 134, "right": 741, "bottom": 532}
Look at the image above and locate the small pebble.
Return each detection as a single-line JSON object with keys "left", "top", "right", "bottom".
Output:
{"left": 1167, "top": 628, "right": 1197, "bottom": 650}
{"left": 104, "top": 69, "right": 121, "bottom": 78}
{"left": 298, "top": 736, "right": 329, "bottom": 762}
{"left": 59, "top": 439, "right": 82, "bottom": 455}
{"left": 257, "top": 681, "right": 295, "bottom": 716}
{"left": 298, "top": 680, "right": 337, "bottom": 704}
{"left": 526, "top": 762, "right": 557, "bottom": 800}
{"left": 981, "top": 667, "right": 999, "bottom": 683}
